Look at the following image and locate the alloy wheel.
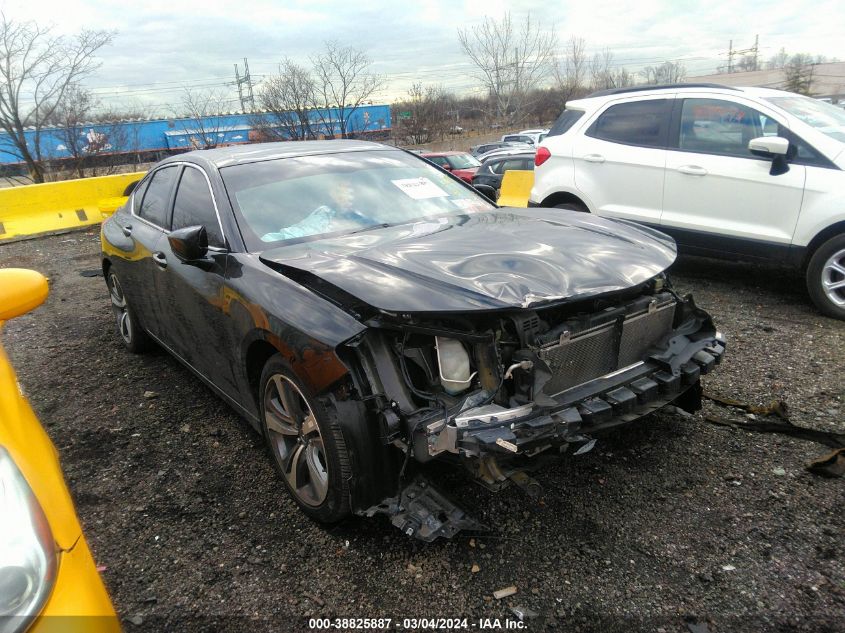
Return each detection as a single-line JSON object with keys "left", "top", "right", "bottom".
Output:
{"left": 821, "top": 247, "right": 845, "bottom": 307}
{"left": 263, "top": 374, "right": 329, "bottom": 507}
{"left": 108, "top": 273, "right": 133, "bottom": 344}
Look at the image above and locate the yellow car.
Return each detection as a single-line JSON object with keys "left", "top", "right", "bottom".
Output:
{"left": 0, "top": 269, "right": 120, "bottom": 633}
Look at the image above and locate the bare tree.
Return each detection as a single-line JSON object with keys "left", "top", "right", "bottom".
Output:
{"left": 766, "top": 48, "right": 790, "bottom": 70}
{"left": 178, "top": 87, "right": 230, "bottom": 149}
{"left": 394, "top": 82, "right": 449, "bottom": 144}
{"left": 310, "top": 41, "right": 383, "bottom": 138}
{"left": 554, "top": 36, "right": 589, "bottom": 101}
{"left": 0, "top": 13, "right": 112, "bottom": 182}
{"left": 641, "top": 60, "right": 686, "bottom": 85}
{"left": 257, "top": 59, "right": 318, "bottom": 140}
{"left": 48, "top": 88, "right": 146, "bottom": 178}
{"left": 784, "top": 54, "right": 816, "bottom": 95}
{"left": 458, "top": 12, "right": 557, "bottom": 123}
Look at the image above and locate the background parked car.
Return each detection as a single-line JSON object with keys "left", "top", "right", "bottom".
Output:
{"left": 0, "top": 269, "right": 119, "bottom": 632}
{"left": 501, "top": 133, "right": 537, "bottom": 146}
{"left": 476, "top": 145, "right": 536, "bottom": 163}
{"left": 470, "top": 141, "right": 531, "bottom": 157}
{"left": 472, "top": 150, "right": 535, "bottom": 199}
{"left": 530, "top": 83, "right": 845, "bottom": 320}
{"left": 420, "top": 151, "right": 481, "bottom": 183}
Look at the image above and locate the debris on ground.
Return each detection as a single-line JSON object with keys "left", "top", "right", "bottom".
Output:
{"left": 493, "top": 586, "right": 518, "bottom": 600}
{"left": 510, "top": 606, "right": 538, "bottom": 621}
{"left": 703, "top": 392, "right": 790, "bottom": 419}
{"left": 807, "top": 448, "right": 845, "bottom": 478}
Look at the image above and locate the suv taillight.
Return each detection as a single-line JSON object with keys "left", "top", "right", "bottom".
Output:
{"left": 535, "top": 147, "right": 551, "bottom": 166}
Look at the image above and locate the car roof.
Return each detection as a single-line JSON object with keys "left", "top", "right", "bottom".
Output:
{"left": 160, "top": 139, "right": 394, "bottom": 169}
{"left": 481, "top": 150, "right": 535, "bottom": 162}
{"left": 565, "top": 84, "right": 795, "bottom": 110}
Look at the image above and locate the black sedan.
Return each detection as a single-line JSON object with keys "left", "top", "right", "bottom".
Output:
{"left": 471, "top": 151, "right": 536, "bottom": 200}
{"left": 101, "top": 140, "right": 725, "bottom": 541}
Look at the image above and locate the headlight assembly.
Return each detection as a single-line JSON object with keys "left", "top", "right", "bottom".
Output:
{"left": 0, "top": 446, "right": 57, "bottom": 632}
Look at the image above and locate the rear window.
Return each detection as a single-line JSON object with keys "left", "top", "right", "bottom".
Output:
{"left": 586, "top": 99, "right": 672, "bottom": 148}
{"left": 546, "top": 109, "right": 584, "bottom": 138}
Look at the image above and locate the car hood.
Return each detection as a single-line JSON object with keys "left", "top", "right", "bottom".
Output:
{"left": 259, "top": 208, "right": 677, "bottom": 314}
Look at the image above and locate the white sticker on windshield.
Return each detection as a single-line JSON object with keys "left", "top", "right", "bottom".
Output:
{"left": 391, "top": 177, "right": 449, "bottom": 200}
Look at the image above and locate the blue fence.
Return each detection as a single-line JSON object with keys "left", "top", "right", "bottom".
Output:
{"left": 0, "top": 105, "right": 392, "bottom": 166}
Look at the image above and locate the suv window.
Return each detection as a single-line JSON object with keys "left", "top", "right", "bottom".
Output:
{"left": 587, "top": 99, "right": 671, "bottom": 148}
{"left": 546, "top": 109, "right": 584, "bottom": 138}
{"left": 678, "top": 98, "right": 767, "bottom": 158}
{"left": 172, "top": 166, "right": 224, "bottom": 247}
{"left": 503, "top": 135, "right": 532, "bottom": 144}
{"left": 138, "top": 165, "right": 178, "bottom": 228}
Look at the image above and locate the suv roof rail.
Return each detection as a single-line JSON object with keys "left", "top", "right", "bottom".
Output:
{"left": 585, "top": 83, "right": 740, "bottom": 98}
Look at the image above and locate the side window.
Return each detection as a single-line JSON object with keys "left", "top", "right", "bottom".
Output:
{"left": 678, "top": 98, "right": 766, "bottom": 158}
{"left": 138, "top": 166, "right": 178, "bottom": 228}
{"left": 487, "top": 160, "right": 505, "bottom": 175}
{"left": 502, "top": 159, "right": 529, "bottom": 172}
{"left": 520, "top": 158, "right": 535, "bottom": 170}
{"left": 172, "top": 167, "right": 224, "bottom": 247}
{"left": 430, "top": 156, "right": 449, "bottom": 168}
{"left": 587, "top": 99, "right": 671, "bottom": 148}
{"left": 132, "top": 178, "right": 150, "bottom": 215}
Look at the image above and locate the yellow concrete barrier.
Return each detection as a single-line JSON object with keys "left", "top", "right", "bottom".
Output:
{"left": 497, "top": 170, "right": 534, "bottom": 208}
{"left": 0, "top": 172, "right": 146, "bottom": 241}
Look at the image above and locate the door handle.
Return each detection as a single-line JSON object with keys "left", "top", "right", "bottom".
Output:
{"left": 121, "top": 224, "right": 133, "bottom": 237}
{"left": 582, "top": 154, "right": 606, "bottom": 163}
{"left": 152, "top": 252, "right": 167, "bottom": 269}
{"left": 677, "top": 165, "right": 708, "bottom": 176}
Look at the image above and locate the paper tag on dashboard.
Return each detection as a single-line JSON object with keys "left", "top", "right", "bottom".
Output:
{"left": 391, "top": 177, "right": 448, "bottom": 199}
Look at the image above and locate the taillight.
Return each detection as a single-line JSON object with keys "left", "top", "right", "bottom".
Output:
{"left": 535, "top": 147, "right": 551, "bottom": 167}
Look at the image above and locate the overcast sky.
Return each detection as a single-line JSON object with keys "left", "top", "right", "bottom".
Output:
{"left": 3, "top": 0, "right": 843, "bottom": 113}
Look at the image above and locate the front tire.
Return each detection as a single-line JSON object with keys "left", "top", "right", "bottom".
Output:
{"left": 806, "top": 234, "right": 845, "bottom": 320}
{"left": 106, "top": 271, "right": 152, "bottom": 353}
{"left": 259, "top": 355, "right": 351, "bottom": 523}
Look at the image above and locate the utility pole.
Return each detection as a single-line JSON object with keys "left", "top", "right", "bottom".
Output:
{"left": 232, "top": 58, "right": 256, "bottom": 112}
{"left": 728, "top": 39, "right": 733, "bottom": 73}
{"left": 753, "top": 34, "right": 759, "bottom": 71}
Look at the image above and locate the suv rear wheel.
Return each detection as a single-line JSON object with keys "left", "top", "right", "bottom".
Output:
{"left": 806, "top": 234, "right": 845, "bottom": 320}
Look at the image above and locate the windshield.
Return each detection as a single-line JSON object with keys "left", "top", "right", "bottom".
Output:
{"left": 221, "top": 149, "right": 495, "bottom": 251}
{"left": 766, "top": 95, "right": 845, "bottom": 143}
{"left": 446, "top": 154, "right": 481, "bottom": 169}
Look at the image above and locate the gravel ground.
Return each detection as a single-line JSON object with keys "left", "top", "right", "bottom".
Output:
{"left": 1, "top": 230, "right": 843, "bottom": 633}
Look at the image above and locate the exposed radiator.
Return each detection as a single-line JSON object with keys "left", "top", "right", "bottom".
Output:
{"left": 538, "top": 296, "right": 676, "bottom": 395}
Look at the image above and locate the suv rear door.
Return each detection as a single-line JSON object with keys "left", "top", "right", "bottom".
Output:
{"left": 573, "top": 96, "right": 673, "bottom": 224}
{"left": 660, "top": 95, "right": 805, "bottom": 259}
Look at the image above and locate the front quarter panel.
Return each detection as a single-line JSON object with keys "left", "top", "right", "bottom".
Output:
{"left": 223, "top": 253, "right": 367, "bottom": 417}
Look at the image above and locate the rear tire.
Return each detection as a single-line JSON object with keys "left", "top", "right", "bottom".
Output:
{"left": 554, "top": 201, "right": 588, "bottom": 213}
{"left": 806, "top": 234, "right": 845, "bottom": 320}
{"left": 106, "top": 271, "right": 152, "bottom": 353}
{"left": 259, "top": 355, "right": 351, "bottom": 523}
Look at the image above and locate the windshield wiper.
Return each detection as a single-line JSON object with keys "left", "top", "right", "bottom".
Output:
{"left": 346, "top": 223, "right": 392, "bottom": 236}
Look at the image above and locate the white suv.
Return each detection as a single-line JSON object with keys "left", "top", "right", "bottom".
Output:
{"left": 529, "top": 84, "right": 845, "bottom": 319}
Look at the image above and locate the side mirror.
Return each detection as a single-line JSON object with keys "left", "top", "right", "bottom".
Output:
{"left": 748, "top": 136, "right": 791, "bottom": 176}
{"left": 168, "top": 225, "right": 208, "bottom": 262}
{"left": 473, "top": 184, "right": 497, "bottom": 202}
{"left": 0, "top": 269, "right": 48, "bottom": 322}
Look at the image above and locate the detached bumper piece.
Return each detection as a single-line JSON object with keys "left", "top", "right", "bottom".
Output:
{"left": 364, "top": 477, "right": 487, "bottom": 542}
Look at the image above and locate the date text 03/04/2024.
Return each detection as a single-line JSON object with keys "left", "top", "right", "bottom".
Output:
{"left": 307, "top": 618, "right": 528, "bottom": 630}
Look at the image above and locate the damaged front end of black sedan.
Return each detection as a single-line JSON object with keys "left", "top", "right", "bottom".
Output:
{"left": 261, "top": 209, "right": 726, "bottom": 541}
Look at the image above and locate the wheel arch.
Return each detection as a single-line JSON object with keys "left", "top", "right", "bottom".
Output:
{"left": 540, "top": 190, "right": 591, "bottom": 211}
{"left": 802, "top": 221, "right": 845, "bottom": 270}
